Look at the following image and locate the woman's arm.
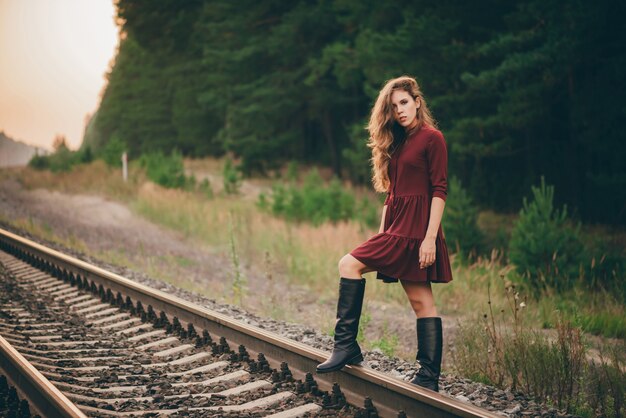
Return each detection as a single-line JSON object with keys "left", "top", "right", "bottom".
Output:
{"left": 420, "top": 197, "right": 445, "bottom": 269}
{"left": 420, "top": 131, "right": 449, "bottom": 269}
{"left": 378, "top": 205, "right": 388, "bottom": 233}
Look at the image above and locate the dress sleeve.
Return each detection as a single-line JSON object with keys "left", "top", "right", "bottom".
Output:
{"left": 426, "top": 131, "right": 448, "bottom": 201}
{"left": 384, "top": 192, "right": 391, "bottom": 205}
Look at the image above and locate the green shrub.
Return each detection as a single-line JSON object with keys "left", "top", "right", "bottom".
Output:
{"left": 222, "top": 157, "right": 242, "bottom": 195}
{"left": 256, "top": 191, "right": 269, "bottom": 211}
{"left": 444, "top": 176, "right": 484, "bottom": 260}
{"left": 327, "top": 177, "right": 356, "bottom": 223}
{"left": 48, "top": 145, "right": 76, "bottom": 172}
{"left": 139, "top": 150, "right": 191, "bottom": 189}
{"left": 28, "top": 154, "right": 49, "bottom": 170}
{"left": 355, "top": 195, "right": 380, "bottom": 230}
{"left": 28, "top": 142, "right": 81, "bottom": 172}
{"left": 509, "top": 177, "right": 584, "bottom": 293}
{"left": 100, "top": 134, "right": 126, "bottom": 167}
{"left": 259, "top": 168, "right": 366, "bottom": 226}
{"left": 300, "top": 169, "right": 328, "bottom": 224}
{"left": 268, "top": 183, "right": 287, "bottom": 215}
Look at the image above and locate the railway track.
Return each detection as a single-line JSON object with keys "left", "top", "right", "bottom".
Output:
{"left": 0, "top": 227, "right": 500, "bottom": 418}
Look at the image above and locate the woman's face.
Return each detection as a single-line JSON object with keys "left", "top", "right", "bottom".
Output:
{"left": 391, "top": 89, "right": 420, "bottom": 130}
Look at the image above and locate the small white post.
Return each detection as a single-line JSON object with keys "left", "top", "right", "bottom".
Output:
{"left": 122, "top": 152, "right": 128, "bottom": 182}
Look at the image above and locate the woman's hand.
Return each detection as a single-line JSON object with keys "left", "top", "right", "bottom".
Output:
{"left": 419, "top": 237, "right": 436, "bottom": 269}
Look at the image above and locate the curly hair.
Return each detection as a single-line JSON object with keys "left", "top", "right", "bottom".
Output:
{"left": 367, "top": 76, "right": 437, "bottom": 194}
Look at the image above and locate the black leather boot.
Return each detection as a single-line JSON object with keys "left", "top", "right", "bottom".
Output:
{"left": 411, "top": 317, "right": 443, "bottom": 391}
{"left": 316, "top": 277, "right": 366, "bottom": 374}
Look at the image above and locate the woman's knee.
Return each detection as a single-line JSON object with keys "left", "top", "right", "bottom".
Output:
{"left": 402, "top": 281, "right": 437, "bottom": 316}
{"left": 338, "top": 254, "right": 361, "bottom": 277}
{"left": 408, "top": 296, "right": 434, "bottom": 312}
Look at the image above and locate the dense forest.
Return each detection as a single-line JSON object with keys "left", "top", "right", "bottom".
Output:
{"left": 83, "top": 0, "right": 626, "bottom": 226}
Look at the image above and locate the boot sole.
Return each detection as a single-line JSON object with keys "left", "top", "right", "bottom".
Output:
{"left": 316, "top": 352, "right": 364, "bottom": 374}
{"left": 410, "top": 377, "right": 439, "bottom": 392}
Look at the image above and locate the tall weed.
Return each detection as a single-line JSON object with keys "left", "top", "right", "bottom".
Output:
{"left": 582, "top": 234, "right": 625, "bottom": 300}
{"left": 453, "top": 276, "right": 625, "bottom": 417}
{"left": 228, "top": 210, "right": 246, "bottom": 305}
{"left": 582, "top": 346, "right": 625, "bottom": 418}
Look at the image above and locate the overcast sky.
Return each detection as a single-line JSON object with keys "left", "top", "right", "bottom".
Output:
{"left": 0, "top": 0, "right": 118, "bottom": 150}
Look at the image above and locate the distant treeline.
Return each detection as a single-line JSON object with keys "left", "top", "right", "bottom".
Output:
{"left": 84, "top": 0, "right": 625, "bottom": 225}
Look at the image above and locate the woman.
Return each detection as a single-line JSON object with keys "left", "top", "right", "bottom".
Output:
{"left": 316, "top": 76, "right": 453, "bottom": 392}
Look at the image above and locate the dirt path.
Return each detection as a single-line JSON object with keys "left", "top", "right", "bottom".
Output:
{"left": 0, "top": 178, "right": 439, "bottom": 363}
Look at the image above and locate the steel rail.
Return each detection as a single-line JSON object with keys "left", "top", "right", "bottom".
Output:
{"left": 0, "top": 227, "right": 500, "bottom": 418}
{"left": 0, "top": 334, "right": 87, "bottom": 418}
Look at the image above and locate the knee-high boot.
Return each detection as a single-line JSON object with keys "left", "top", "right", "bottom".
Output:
{"left": 411, "top": 317, "right": 443, "bottom": 391}
{"left": 316, "top": 277, "right": 365, "bottom": 373}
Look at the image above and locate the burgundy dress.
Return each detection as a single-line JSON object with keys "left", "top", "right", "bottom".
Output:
{"left": 350, "top": 125, "right": 453, "bottom": 283}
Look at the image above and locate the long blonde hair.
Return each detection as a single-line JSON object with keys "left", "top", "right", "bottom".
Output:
{"left": 367, "top": 76, "right": 437, "bottom": 193}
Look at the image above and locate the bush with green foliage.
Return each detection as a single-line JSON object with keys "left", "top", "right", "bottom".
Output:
{"left": 28, "top": 141, "right": 90, "bottom": 173}
{"left": 257, "top": 168, "right": 379, "bottom": 227}
{"left": 100, "top": 134, "right": 127, "bottom": 167}
{"left": 28, "top": 154, "right": 49, "bottom": 170}
{"left": 355, "top": 195, "right": 380, "bottom": 230}
{"left": 139, "top": 150, "right": 192, "bottom": 189}
{"left": 222, "top": 157, "right": 242, "bottom": 195}
{"left": 48, "top": 145, "right": 75, "bottom": 172}
{"left": 443, "top": 176, "right": 484, "bottom": 260}
{"left": 509, "top": 177, "right": 584, "bottom": 293}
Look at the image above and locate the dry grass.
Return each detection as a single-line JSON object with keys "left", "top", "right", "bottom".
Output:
{"left": 8, "top": 161, "right": 625, "bottom": 331}
{"left": 0, "top": 213, "right": 90, "bottom": 254}
{"left": 16, "top": 160, "right": 142, "bottom": 201}
{"left": 132, "top": 180, "right": 408, "bottom": 303}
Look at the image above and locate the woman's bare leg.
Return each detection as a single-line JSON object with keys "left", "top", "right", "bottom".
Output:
{"left": 401, "top": 280, "right": 438, "bottom": 318}
{"left": 338, "top": 254, "right": 376, "bottom": 279}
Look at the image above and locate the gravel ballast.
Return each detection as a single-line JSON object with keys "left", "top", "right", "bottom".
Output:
{"left": 0, "top": 221, "right": 582, "bottom": 418}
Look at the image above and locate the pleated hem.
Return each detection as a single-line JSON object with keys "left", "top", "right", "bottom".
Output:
{"left": 349, "top": 232, "right": 453, "bottom": 284}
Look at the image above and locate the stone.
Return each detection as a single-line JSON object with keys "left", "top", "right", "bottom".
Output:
{"left": 504, "top": 404, "right": 522, "bottom": 414}
{"left": 455, "top": 394, "right": 470, "bottom": 402}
